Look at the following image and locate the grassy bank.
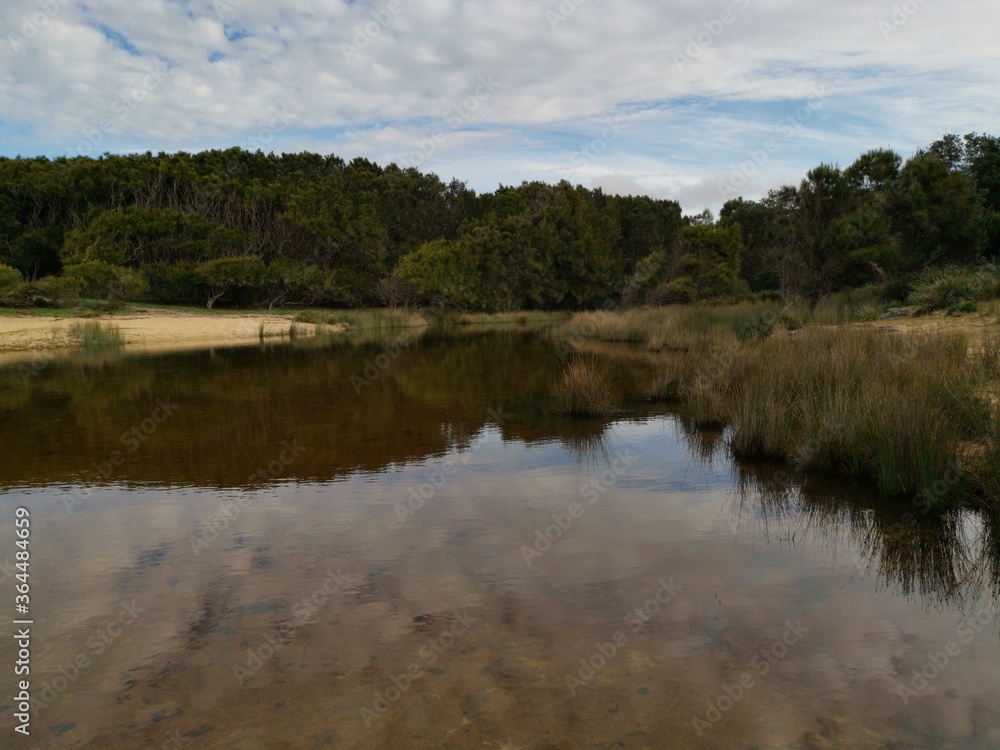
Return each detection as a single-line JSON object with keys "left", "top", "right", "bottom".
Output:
{"left": 558, "top": 305, "right": 1000, "bottom": 508}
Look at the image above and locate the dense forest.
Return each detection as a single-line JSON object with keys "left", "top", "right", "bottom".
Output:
{"left": 0, "top": 132, "right": 997, "bottom": 312}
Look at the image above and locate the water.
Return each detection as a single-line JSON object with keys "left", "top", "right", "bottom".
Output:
{"left": 1, "top": 330, "right": 998, "bottom": 749}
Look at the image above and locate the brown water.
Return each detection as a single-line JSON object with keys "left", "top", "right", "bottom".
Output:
{"left": 1, "top": 329, "right": 998, "bottom": 749}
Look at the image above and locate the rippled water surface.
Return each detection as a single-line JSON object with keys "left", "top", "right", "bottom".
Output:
{"left": 1, "top": 329, "right": 998, "bottom": 749}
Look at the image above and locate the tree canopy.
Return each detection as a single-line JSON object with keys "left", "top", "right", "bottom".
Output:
{"left": 1, "top": 133, "right": 997, "bottom": 310}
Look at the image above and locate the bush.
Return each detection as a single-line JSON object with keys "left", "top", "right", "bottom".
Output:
{"left": 948, "top": 300, "right": 978, "bottom": 315}
{"left": 143, "top": 263, "right": 202, "bottom": 304}
{"left": 109, "top": 266, "right": 150, "bottom": 302}
{"left": 63, "top": 260, "right": 118, "bottom": 299}
{"left": 908, "top": 264, "right": 1000, "bottom": 310}
{"left": 855, "top": 304, "right": 886, "bottom": 322}
{"left": 36, "top": 276, "right": 84, "bottom": 305}
{"left": 0, "top": 263, "right": 22, "bottom": 290}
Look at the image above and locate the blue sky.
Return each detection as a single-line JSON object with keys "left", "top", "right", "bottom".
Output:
{"left": 1, "top": 0, "right": 997, "bottom": 214}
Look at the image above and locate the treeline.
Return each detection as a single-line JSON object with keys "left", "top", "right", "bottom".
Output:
{"left": 719, "top": 133, "right": 1000, "bottom": 305}
{"left": 0, "top": 133, "right": 997, "bottom": 311}
{"left": 0, "top": 150, "right": 682, "bottom": 311}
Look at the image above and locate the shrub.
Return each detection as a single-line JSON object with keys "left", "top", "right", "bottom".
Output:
{"left": 0, "top": 263, "right": 22, "bottom": 290}
{"left": 63, "top": 260, "right": 118, "bottom": 299}
{"left": 36, "top": 276, "right": 84, "bottom": 305}
{"left": 948, "top": 300, "right": 978, "bottom": 315}
{"left": 109, "top": 266, "right": 150, "bottom": 302}
{"left": 909, "top": 264, "right": 999, "bottom": 310}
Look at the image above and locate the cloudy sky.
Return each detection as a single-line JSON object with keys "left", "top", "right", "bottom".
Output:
{"left": 1, "top": 0, "right": 997, "bottom": 213}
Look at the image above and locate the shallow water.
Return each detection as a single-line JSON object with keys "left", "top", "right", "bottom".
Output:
{"left": 1, "top": 330, "right": 998, "bottom": 749}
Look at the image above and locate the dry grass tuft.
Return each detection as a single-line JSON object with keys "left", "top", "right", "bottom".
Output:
{"left": 554, "top": 356, "right": 617, "bottom": 417}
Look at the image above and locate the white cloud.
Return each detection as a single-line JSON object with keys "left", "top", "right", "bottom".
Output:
{"left": 0, "top": 0, "right": 997, "bottom": 212}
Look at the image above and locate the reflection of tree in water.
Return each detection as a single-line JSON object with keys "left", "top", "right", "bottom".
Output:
{"left": 722, "top": 452, "right": 1000, "bottom": 612}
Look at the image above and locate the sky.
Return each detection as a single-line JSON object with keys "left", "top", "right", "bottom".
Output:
{"left": 1, "top": 0, "right": 998, "bottom": 215}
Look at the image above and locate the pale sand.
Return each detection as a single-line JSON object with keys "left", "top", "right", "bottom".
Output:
{"left": 0, "top": 309, "right": 343, "bottom": 358}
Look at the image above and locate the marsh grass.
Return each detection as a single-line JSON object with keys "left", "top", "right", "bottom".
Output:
{"left": 601, "top": 306, "right": 998, "bottom": 506}
{"left": 554, "top": 356, "right": 617, "bottom": 417}
{"left": 68, "top": 321, "right": 124, "bottom": 350}
{"left": 562, "top": 303, "right": 807, "bottom": 352}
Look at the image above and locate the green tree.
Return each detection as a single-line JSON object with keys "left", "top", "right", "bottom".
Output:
{"left": 194, "top": 256, "right": 266, "bottom": 308}
{"left": 653, "top": 223, "right": 747, "bottom": 303}
{"left": 890, "top": 153, "right": 985, "bottom": 270}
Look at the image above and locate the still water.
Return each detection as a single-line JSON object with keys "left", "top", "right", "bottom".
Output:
{"left": 1, "top": 329, "right": 998, "bottom": 749}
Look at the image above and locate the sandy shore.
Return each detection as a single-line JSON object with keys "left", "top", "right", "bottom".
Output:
{"left": 0, "top": 308, "right": 343, "bottom": 359}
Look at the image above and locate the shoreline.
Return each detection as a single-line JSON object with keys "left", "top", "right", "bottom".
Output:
{"left": 0, "top": 308, "right": 343, "bottom": 357}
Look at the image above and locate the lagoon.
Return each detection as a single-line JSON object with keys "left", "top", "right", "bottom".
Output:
{"left": 1, "top": 329, "right": 998, "bottom": 748}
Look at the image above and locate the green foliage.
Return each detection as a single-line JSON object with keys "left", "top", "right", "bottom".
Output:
{"left": 110, "top": 266, "right": 150, "bottom": 302}
{"left": 397, "top": 238, "right": 481, "bottom": 309}
{"left": 891, "top": 153, "right": 986, "bottom": 270}
{"left": 0, "top": 134, "right": 998, "bottom": 313}
{"left": 949, "top": 300, "right": 979, "bottom": 315}
{"left": 654, "top": 223, "right": 748, "bottom": 303}
{"left": 35, "top": 276, "right": 84, "bottom": 305}
{"left": 908, "top": 264, "right": 1000, "bottom": 310}
{"left": 143, "top": 262, "right": 202, "bottom": 304}
{"left": 63, "top": 260, "right": 118, "bottom": 298}
{"left": 0, "top": 263, "right": 21, "bottom": 290}
{"left": 194, "top": 255, "right": 267, "bottom": 308}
